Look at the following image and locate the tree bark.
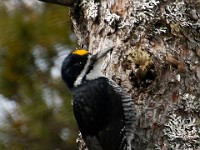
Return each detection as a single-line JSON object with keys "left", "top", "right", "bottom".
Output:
{"left": 39, "top": 0, "right": 200, "bottom": 149}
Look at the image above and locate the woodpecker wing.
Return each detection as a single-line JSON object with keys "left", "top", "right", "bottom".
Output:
{"left": 72, "top": 77, "right": 135, "bottom": 150}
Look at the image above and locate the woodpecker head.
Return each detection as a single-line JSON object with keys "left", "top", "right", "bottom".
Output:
{"left": 61, "top": 48, "right": 112, "bottom": 89}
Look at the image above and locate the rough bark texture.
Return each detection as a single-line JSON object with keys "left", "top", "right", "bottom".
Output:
{"left": 39, "top": 0, "right": 200, "bottom": 149}
{"left": 70, "top": 0, "right": 200, "bottom": 149}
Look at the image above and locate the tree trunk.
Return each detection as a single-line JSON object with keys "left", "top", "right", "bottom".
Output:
{"left": 39, "top": 0, "right": 200, "bottom": 149}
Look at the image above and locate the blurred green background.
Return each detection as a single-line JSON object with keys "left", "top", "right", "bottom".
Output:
{"left": 0, "top": 0, "right": 78, "bottom": 149}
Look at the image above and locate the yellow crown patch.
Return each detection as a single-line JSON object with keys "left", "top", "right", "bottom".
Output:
{"left": 72, "top": 49, "right": 89, "bottom": 56}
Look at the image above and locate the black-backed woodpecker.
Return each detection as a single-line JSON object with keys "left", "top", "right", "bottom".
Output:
{"left": 61, "top": 48, "right": 136, "bottom": 150}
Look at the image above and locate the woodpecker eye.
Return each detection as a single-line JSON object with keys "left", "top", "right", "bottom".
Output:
{"left": 73, "top": 61, "right": 84, "bottom": 67}
{"left": 77, "top": 61, "right": 84, "bottom": 66}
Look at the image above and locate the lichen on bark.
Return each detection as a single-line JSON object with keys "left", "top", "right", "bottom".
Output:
{"left": 38, "top": 0, "right": 200, "bottom": 149}
{"left": 69, "top": 0, "right": 200, "bottom": 149}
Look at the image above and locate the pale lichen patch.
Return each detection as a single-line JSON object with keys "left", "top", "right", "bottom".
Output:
{"left": 81, "top": 0, "right": 99, "bottom": 20}
{"left": 163, "top": 114, "right": 200, "bottom": 149}
{"left": 178, "top": 93, "right": 200, "bottom": 113}
{"left": 104, "top": 10, "right": 120, "bottom": 26}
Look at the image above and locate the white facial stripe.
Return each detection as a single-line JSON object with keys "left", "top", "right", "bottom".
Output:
{"left": 74, "top": 54, "right": 106, "bottom": 87}
{"left": 86, "top": 57, "right": 104, "bottom": 80}
{"left": 74, "top": 55, "right": 92, "bottom": 87}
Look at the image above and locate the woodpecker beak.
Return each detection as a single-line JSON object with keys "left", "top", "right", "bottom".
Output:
{"left": 91, "top": 47, "right": 113, "bottom": 62}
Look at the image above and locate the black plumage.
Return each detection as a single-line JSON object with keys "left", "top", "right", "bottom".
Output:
{"left": 72, "top": 77, "right": 125, "bottom": 150}
{"left": 61, "top": 49, "right": 135, "bottom": 150}
{"left": 61, "top": 53, "right": 89, "bottom": 89}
